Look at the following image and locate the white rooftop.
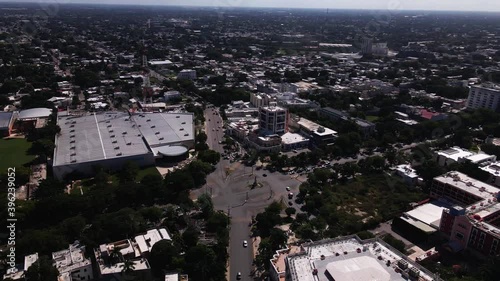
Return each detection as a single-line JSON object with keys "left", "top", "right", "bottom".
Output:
{"left": 465, "top": 153, "right": 496, "bottom": 163}
{"left": 99, "top": 259, "right": 150, "bottom": 275}
{"left": 281, "top": 132, "right": 309, "bottom": 145}
{"left": 24, "top": 253, "right": 39, "bottom": 271}
{"left": 165, "top": 273, "right": 179, "bottom": 281}
{"left": 435, "top": 171, "right": 500, "bottom": 200}
{"left": 18, "top": 107, "right": 52, "bottom": 120}
{"left": 149, "top": 60, "right": 173, "bottom": 65}
{"left": 393, "top": 164, "right": 418, "bottom": 179}
{"left": 325, "top": 256, "right": 390, "bottom": 281}
{"left": 405, "top": 202, "right": 449, "bottom": 229}
{"left": 134, "top": 228, "right": 171, "bottom": 254}
{"left": 52, "top": 242, "right": 91, "bottom": 275}
{"left": 481, "top": 161, "right": 500, "bottom": 176}
{"left": 287, "top": 236, "right": 437, "bottom": 281}
{"left": 436, "top": 147, "right": 474, "bottom": 162}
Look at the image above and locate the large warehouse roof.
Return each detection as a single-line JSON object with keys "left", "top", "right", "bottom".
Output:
{"left": 18, "top": 108, "right": 52, "bottom": 120}
{"left": 132, "top": 112, "right": 194, "bottom": 149}
{"left": 53, "top": 112, "right": 195, "bottom": 167}
{"left": 54, "top": 112, "right": 150, "bottom": 167}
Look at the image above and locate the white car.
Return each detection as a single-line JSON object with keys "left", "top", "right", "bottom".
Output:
{"left": 286, "top": 186, "right": 290, "bottom": 191}
{"left": 243, "top": 240, "right": 248, "bottom": 247}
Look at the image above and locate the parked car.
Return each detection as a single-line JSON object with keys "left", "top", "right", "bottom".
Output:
{"left": 243, "top": 240, "right": 248, "bottom": 247}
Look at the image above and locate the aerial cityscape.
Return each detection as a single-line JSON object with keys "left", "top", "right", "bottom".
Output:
{"left": 1, "top": 2, "right": 500, "bottom": 281}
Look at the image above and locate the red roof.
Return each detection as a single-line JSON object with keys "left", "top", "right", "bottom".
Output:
{"left": 420, "top": 109, "right": 439, "bottom": 120}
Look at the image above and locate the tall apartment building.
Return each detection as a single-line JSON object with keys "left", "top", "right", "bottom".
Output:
{"left": 250, "top": 92, "right": 272, "bottom": 108}
{"left": 360, "top": 37, "right": 373, "bottom": 55}
{"left": 466, "top": 83, "right": 500, "bottom": 111}
{"left": 259, "top": 103, "right": 288, "bottom": 135}
{"left": 177, "top": 69, "right": 197, "bottom": 80}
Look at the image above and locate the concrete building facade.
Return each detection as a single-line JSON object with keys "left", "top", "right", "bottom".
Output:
{"left": 466, "top": 83, "right": 500, "bottom": 111}
{"left": 259, "top": 104, "right": 288, "bottom": 135}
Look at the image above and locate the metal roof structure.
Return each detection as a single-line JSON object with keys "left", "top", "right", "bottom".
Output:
{"left": 18, "top": 108, "right": 52, "bottom": 120}
{"left": 132, "top": 112, "right": 194, "bottom": 149}
{"left": 54, "top": 111, "right": 195, "bottom": 167}
{"left": 54, "top": 112, "right": 151, "bottom": 167}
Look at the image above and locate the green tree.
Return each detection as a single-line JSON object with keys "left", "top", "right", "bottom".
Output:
{"left": 182, "top": 226, "right": 200, "bottom": 248}
{"left": 119, "top": 161, "right": 139, "bottom": 183}
{"left": 285, "top": 207, "right": 296, "bottom": 217}
{"left": 197, "top": 193, "right": 214, "bottom": 219}
{"left": 24, "top": 256, "right": 58, "bottom": 281}
{"left": 34, "top": 178, "right": 66, "bottom": 199}
{"left": 149, "top": 240, "right": 178, "bottom": 278}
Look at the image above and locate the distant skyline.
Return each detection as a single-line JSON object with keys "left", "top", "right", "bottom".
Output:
{"left": 0, "top": 0, "right": 500, "bottom": 12}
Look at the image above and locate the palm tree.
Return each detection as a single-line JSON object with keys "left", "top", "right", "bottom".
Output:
{"left": 120, "top": 259, "right": 136, "bottom": 274}
{"left": 110, "top": 247, "right": 123, "bottom": 264}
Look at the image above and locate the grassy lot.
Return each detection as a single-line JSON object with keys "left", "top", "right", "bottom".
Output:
{"left": 365, "top": 115, "right": 379, "bottom": 122}
{"left": 137, "top": 166, "right": 161, "bottom": 180}
{"left": 0, "top": 138, "right": 35, "bottom": 172}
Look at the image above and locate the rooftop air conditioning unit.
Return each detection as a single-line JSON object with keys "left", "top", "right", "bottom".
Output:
{"left": 112, "top": 140, "right": 117, "bottom": 144}
{"left": 116, "top": 152, "right": 122, "bottom": 156}
{"left": 122, "top": 132, "right": 127, "bottom": 135}
{"left": 126, "top": 142, "right": 131, "bottom": 145}
{"left": 114, "top": 146, "right": 120, "bottom": 150}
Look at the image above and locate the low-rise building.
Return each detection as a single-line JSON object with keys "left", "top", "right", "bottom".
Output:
{"left": 290, "top": 116, "right": 337, "bottom": 147}
{"left": 3, "top": 253, "right": 39, "bottom": 281}
{"left": 480, "top": 161, "right": 500, "bottom": 187}
{"left": 94, "top": 228, "right": 171, "bottom": 281}
{"left": 391, "top": 164, "right": 422, "bottom": 186}
{"left": 52, "top": 241, "right": 93, "bottom": 281}
{"left": 434, "top": 147, "right": 496, "bottom": 167}
{"left": 271, "top": 235, "right": 439, "bottom": 281}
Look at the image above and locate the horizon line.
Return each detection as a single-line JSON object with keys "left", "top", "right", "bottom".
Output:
{"left": 0, "top": 1, "right": 500, "bottom": 13}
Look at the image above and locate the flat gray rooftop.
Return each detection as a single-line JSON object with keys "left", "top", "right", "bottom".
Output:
{"left": 54, "top": 112, "right": 150, "bottom": 167}
{"left": 54, "top": 112, "right": 195, "bottom": 167}
{"left": 132, "top": 112, "right": 194, "bottom": 148}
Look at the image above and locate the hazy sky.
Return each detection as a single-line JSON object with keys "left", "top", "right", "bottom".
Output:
{"left": 1, "top": 0, "right": 500, "bottom": 12}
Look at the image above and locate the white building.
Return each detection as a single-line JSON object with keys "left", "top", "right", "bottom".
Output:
{"left": 94, "top": 228, "right": 171, "bottom": 281}
{"left": 434, "top": 146, "right": 496, "bottom": 167}
{"left": 392, "top": 164, "right": 422, "bottom": 186}
{"left": 466, "top": 83, "right": 500, "bottom": 111}
{"left": 177, "top": 69, "right": 197, "bottom": 80}
{"left": 53, "top": 112, "right": 194, "bottom": 180}
{"left": 271, "top": 235, "right": 439, "bottom": 281}
{"left": 3, "top": 253, "right": 39, "bottom": 280}
{"left": 480, "top": 161, "right": 500, "bottom": 187}
{"left": 52, "top": 242, "right": 93, "bottom": 281}
{"left": 259, "top": 103, "right": 287, "bottom": 135}
{"left": 250, "top": 92, "right": 272, "bottom": 108}
{"left": 164, "top": 91, "right": 181, "bottom": 101}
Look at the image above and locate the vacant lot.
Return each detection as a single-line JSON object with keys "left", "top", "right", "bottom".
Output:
{"left": 0, "top": 138, "right": 35, "bottom": 172}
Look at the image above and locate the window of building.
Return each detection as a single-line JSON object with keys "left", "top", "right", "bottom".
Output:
{"left": 478, "top": 232, "right": 486, "bottom": 249}
{"left": 491, "top": 239, "right": 499, "bottom": 256}
{"left": 455, "top": 232, "right": 464, "bottom": 240}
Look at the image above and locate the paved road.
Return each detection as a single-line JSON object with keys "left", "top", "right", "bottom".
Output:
{"left": 192, "top": 116, "right": 301, "bottom": 281}
{"left": 196, "top": 110, "right": 434, "bottom": 280}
